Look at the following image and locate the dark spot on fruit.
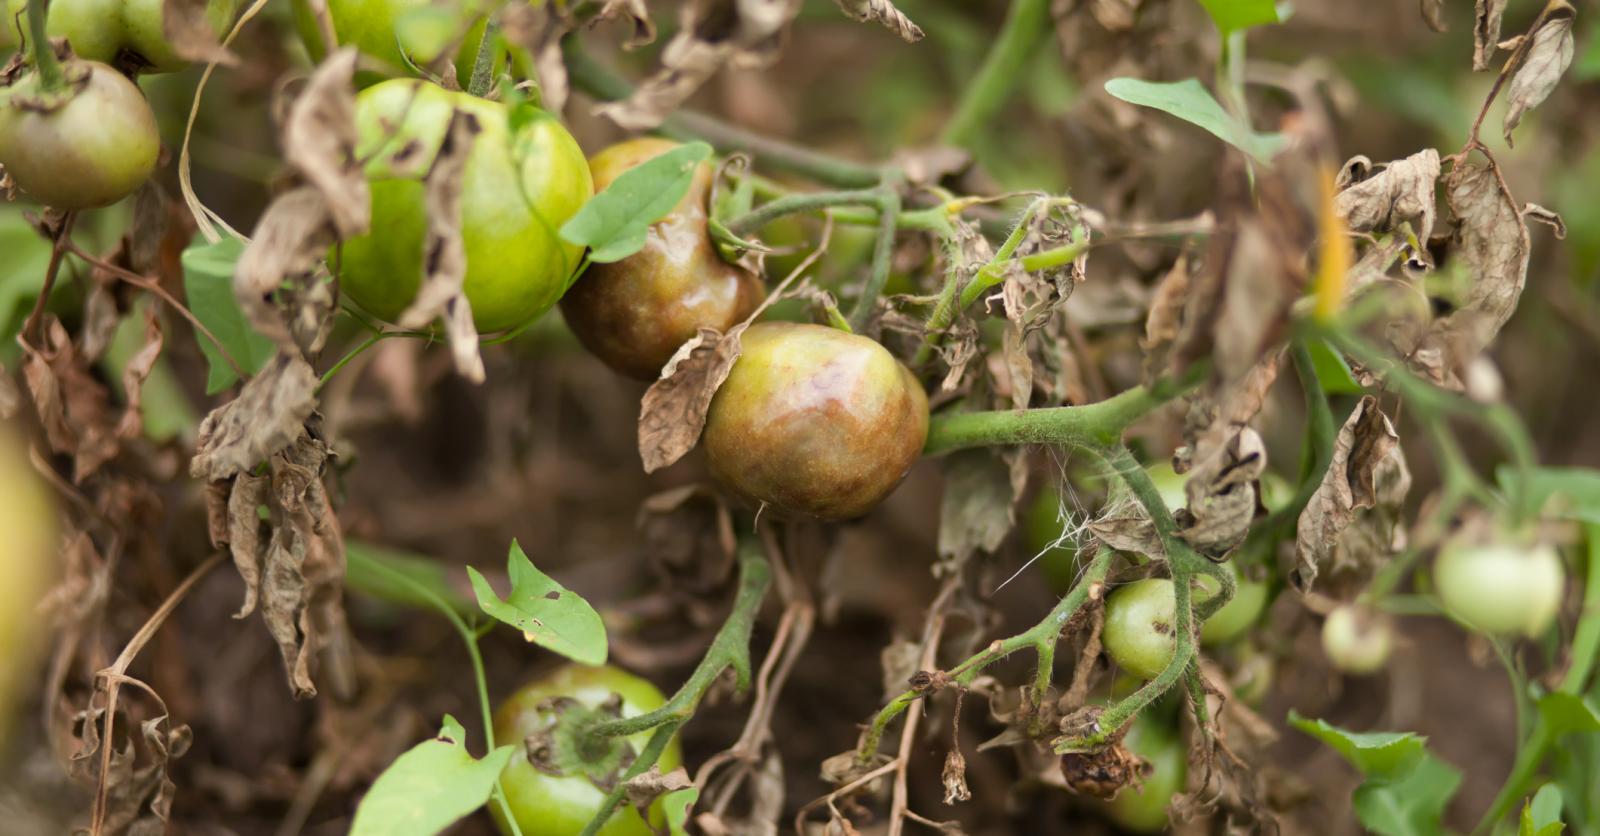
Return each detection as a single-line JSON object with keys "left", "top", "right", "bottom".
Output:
{"left": 1153, "top": 619, "right": 1173, "bottom": 635}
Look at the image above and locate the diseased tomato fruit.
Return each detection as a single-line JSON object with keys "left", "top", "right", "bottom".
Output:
{"left": 39, "top": 0, "right": 238, "bottom": 73}
{"left": 702, "top": 322, "right": 929, "bottom": 521}
{"left": 1434, "top": 534, "right": 1564, "bottom": 637}
{"left": 561, "top": 138, "right": 763, "bottom": 380}
{"left": 1103, "top": 578, "right": 1178, "bottom": 680}
{"left": 1195, "top": 561, "right": 1269, "bottom": 646}
{"left": 1102, "top": 715, "right": 1185, "bottom": 833}
{"left": 0, "top": 430, "right": 58, "bottom": 749}
{"left": 492, "top": 664, "right": 682, "bottom": 836}
{"left": 1320, "top": 605, "right": 1392, "bottom": 675}
{"left": 0, "top": 59, "right": 160, "bottom": 209}
{"left": 292, "top": 0, "right": 493, "bottom": 88}
{"left": 339, "top": 78, "right": 592, "bottom": 333}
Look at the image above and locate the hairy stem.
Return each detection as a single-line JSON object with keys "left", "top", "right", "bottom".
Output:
{"left": 940, "top": 0, "right": 1051, "bottom": 149}
{"left": 849, "top": 186, "right": 901, "bottom": 329}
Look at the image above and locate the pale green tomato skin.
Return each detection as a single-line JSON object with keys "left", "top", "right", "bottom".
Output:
{"left": 1321, "top": 605, "right": 1392, "bottom": 675}
{"left": 340, "top": 78, "right": 592, "bottom": 333}
{"left": 1145, "top": 462, "right": 1187, "bottom": 512}
{"left": 1103, "top": 578, "right": 1178, "bottom": 680}
{"left": 0, "top": 61, "right": 160, "bottom": 209}
{"left": 1195, "top": 562, "right": 1269, "bottom": 646}
{"left": 39, "top": 0, "right": 238, "bottom": 72}
{"left": 1103, "top": 717, "right": 1185, "bottom": 833}
{"left": 1435, "top": 540, "right": 1565, "bottom": 637}
{"left": 291, "top": 0, "right": 492, "bottom": 88}
{"left": 0, "top": 431, "right": 58, "bottom": 750}
{"left": 492, "top": 665, "right": 682, "bottom": 836}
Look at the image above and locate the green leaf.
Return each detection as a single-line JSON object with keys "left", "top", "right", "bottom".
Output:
{"left": 1537, "top": 692, "right": 1600, "bottom": 736}
{"left": 349, "top": 715, "right": 515, "bottom": 836}
{"left": 1288, "top": 712, "right": 1427, "bottom": 779}
{"left": 468, "top": 540, "right": 607, "bottom": 665}
{"left": 181, "top": 237, "right": 274, "bottom": 393}
{"left": 1306, "top": 338, "right": 1366, "bottom": 395}
{"left": 662, "top": 787, "right": 698, "bottom": 836}
{"left": 1197, "top": 0, "right": 1282, "bottom": 33}
{"left": 1497, "top": 466, "right": 1600, "bottom": 525}
{"left": 1103, "top": 77, "right": 1286, "bottom": 163}
{"left": 345, "top": 541, "right": 476, "bottom": 617}
{"left": 1352, "top": 753, "right": 1462, "bottom": 836}
{"left": 559, "top": 142, "right": 712, "bottom": 263}
{"left": 1521, "top": 784, "right": 1566, "bottom": 836}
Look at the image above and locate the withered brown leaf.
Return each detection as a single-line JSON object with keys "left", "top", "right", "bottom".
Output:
{"left": 162, "top": 0, "right": 236, "bottom": 66}
{"left": 1501, "top": 1, "right": 1575, "bottom": 146}
{"left": 1181, "top": 427, "right": 1266, "bottom": 557}
{"left": 1420, "top": 0, "right": 1447, "bottom": 32}
{"left": 500, "top": 3, "right": 576, "bottom": 114}
{"left": 1333, "top": 148, "right": 1440, "bottom": 251}
{"left": 937, "top": 449, "right": 1020, "bottom": 573}
{"left": 190, "top": 351, "right": 318, "bottom": 481}
{"left": 638, "top": 326, "right": 746, "bottom": 473}
{"left": 115, "top": 305, "right": 165, "bottom": 440}
{"left": 1475, "top": 0, "right": 1509, "bottom": 70}
{"left": 1292, "top": 396, "right": 1404, "bottom": 593}
{"left": 283, "top": 48, "right": 367, "bottom": 238}
{"left": 833, "top": 0, "right": 924, "bottom": 41}
{"left": 22, "top": 317, "right": 119, "bottom": 483}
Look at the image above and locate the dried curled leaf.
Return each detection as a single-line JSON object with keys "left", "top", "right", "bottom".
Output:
{"left": 500, "top": 3, "right": 577, "bottom": 115}
{"left": 115, "top": 305, "right": 165, "bottom": 440}
{"left": 68, "top": 700, "right": 192, "bottom": 834}
{"left": 22, "top": 317, "right": 120, "bottom": 483}
{"left": 622, "top": 765, "right": 693, "bottom": 812}
{"left": 191, "top": 351, "right": 318, "bottom": 482}
{"left": 1292, "top": 396, "right": 1407, "bottom": 593}
{"left": 283, "top": 49, "right": 367, "bottom": 238}
{"left": 833, "top": 0, "right": 924, "bottom": 41}
{"left": 1501, "top": 1, "right": 1575, "bottom": 146}
{"left": 1333, "top": 149, "right": 1440, "bottom": 253}
{"left": 638, "top": 326, "right": 747, "bottom": 473}
{"left": 163, "top": 0, "right": 236, "bottom": 66}
{"left": 1180, "top": 427, "right": 1266, "bottom": 556}
{"left": 1475, "top": 0, "right": 1509, "bottom": 70}
{"left": 937, "top": 449, "right": 1023, "bottom": 572}
{"left": 942, "top": 749, "right": 971, "bottom": 804}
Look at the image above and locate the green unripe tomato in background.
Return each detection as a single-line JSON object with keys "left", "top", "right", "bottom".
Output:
{"left": 1434, "top": 535, "right": 1564, "bottom": 637}
{"left": 492, "top": 665, "right": 682, "bottom": 836}
{"left": 40, "top": 0, "right": 237, "bottom": 72}
{"left": 0, "top": 430, "right": 58, "bottom": 751}
{"left": 1101, "top": 715, "right": 1186, "bottom": 833}
{"left": 0, "top": 60, "right": 160, "bottom": 209}
{"left": 1194, "top": 561, "right": 1269, "bottom": 646}
{"left": 292, "top": 0, "right": 493, "bottom": 88}
{"left": 1321, "top": 605, "right": 1392, "bottom": 675}
{"left": 339, "top": 78, "right": 592, "bottom": 333}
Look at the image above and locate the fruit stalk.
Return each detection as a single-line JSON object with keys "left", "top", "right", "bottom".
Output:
{"left": 24, "top": 0, "right": 65, "bottom": 92}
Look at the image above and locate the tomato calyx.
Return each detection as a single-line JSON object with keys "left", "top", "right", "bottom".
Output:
{"left": 526, "top": 693, "right": 640, "bottom": 789}
{"left": 1, "top": 45, "right": 93, "bottom": 110}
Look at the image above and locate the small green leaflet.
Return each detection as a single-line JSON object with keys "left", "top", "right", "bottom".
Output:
{"left": 1496, "top": 466, "right": 1600, "bottom": 524}
{"left": 1103, "top": 78, "right": 1285, "bottom": 163}
{"left": 1521, "top": 784, "right": 1566, "bottom": 836}
{"left": 663, "top": 787, "right": 698, "bottom": 836}
{"left": 1305, "top": 338, "right": 1366, "bottom": 395}
{"left": 349, "top": 715, "right": 515, "bottom": 836}
{"left": 1352, "top": 753, "right": 1462, "bottom": 836}
{"left": 468, "top": 540, "right": 608, "bottom": 665}
{"left": 1198, "top": 0, "right": 1284, "bottom": 34}
{"left": 1288, "top": 712, "right": 1427, "bottom": 779}
{"left": 181, "top": 237, "right": 274, "bottom": 393}
{"left": 1537, "top": 692, "right": 1600, "bottom": 736}
{"left": 560, "top": 142, "right": 712, "bottom": 263}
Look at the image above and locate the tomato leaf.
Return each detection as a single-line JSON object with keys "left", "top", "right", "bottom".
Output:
{"left": 1537, "top": 692, "right": 1600, "bottom": 736}
{"left": 560, "top": 141, "right": 712, "bottom": 263}
{"left": 1305, "top": 338, "right": 1366, "bottom": 395}
{"left": 181, "top": 237, "right": 274, "bottom": 394}
{"left": 663, "top": 787, "right": 698, "bottom": 836}
{"left": 1197, "top": 0, "right": 1283, "bottom": 34}
{"left": 1521, "top": 784, "right": 1566, "bottom": 836}
{"left": 468, "top": 540, "right": 608, "bottom": 665}
{"left": 1103, "top": 78, "right": 1285, "bottom": 163}
{"left": 1351, "top": 753, "right": 1462, "bottom": 836}
{"left": 345, "top": 541, "right": 476, "bottom": 617}
{"left": 349, "top": 715, "right": 515, "bottom": 836}
{"left": 1288, "top": 712, "right": 1427, "bottom": 779}
{"left": 1497, "top": 466, "right": 1600, "bottom": 525}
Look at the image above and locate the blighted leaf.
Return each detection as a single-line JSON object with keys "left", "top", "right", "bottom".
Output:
{"left": 398, "top": 109, "right": 485, "bottom": 383}
{"left": 1197, "top": 0, "right": 1280, "bottom": 34}
{"left": 1141, "top": 259, "right": 1189, "bottom": 385}
{"left": 638, "top": 326, "right": 746, "bottom": 473}
{"left": 467, "top": 540, "right": 607, "bottom": 665}
{"left": 190, "top": 351, "right": 318, "bottom": 481}
{"left": 182, "top": 237, "right": 274, "bottom": 393}
{"left": 1353, "top": 753, "right": 1463, "bottom": 836}
{"left": 1103, "top": 78, "right": 1285, "bottom": 163}
{"left": 68, "top": 696, "right": 193, "bottom": 834}
{"left": 1420, "top": 0, "right": 1447, "bottom": 32}
{"left": 1293, "top": 396, "right": 1404, "bottom": 593}
{"left": 282, "top": 48, "right": 367, "bottom": 238}
{"left": 938, "top": 449, "right": 1021, "bottom": 572}
{"left": 1287, "top": 712, "right": 1428, "bottom": 779}
{"left": 501, "top": 2, "right": 576, "bottom": 114}
{"left": 1477, "top": 0, "right": 1509, "bottom": 69}
{"left": 623, "top": 765, "right": 694, "bottom": 816}
{"left": 349, "top": 715, "right": 515, "bottom": 836}
{"left": 233, "top": 187, "right": 343, "bottom": 353}
{"left": 1502, "top": 1, "right": 1576, "bottom": 146}
{"left": 1181, "top": 427, "right": 1266, "bottom": 556}
{"left": 114, "top": 304, "right": 165, "bottom": 440}
{"left": 1333, "top": 149, "right": 1440, "bottom": 257}
{"left": 833, "top": 0, "right": 924, "bottom": 41}
{"left": 561, "top": 142, "right": 713, "bottom": 263}
{"left": 163, "top": 0, "right": 236, "bottom": 66}
{"left": 1521, "top": 784, "right": 1566, "bottom": 836}
{"left": 21, "top": 317, "right": 119, "bottom": 482}
{"left": 600, "top": 0, "right": 657, "bottom": 48}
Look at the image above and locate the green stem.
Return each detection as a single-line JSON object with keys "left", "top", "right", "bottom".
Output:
{"left": 940, "top": 0, "right": 1051, "bottom": 149}
{"left": 318, "top": 331, "right": 397, "bottom": 387}
{"left": 723, "top": 188, "right": 883, "bottom": 237}
{"left": 25, "top": 0, "right": 65, "bottom": 92}
{"left": 576, "top": 722, "right": 683, "bottom": 836}
{"left": 467, "top": 19, "right": 499, "bottom": 97}
{"left": 849, "top": 187, "right": 900, "bottom": 329}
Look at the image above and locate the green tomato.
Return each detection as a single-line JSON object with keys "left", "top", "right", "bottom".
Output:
{"left": 339, "top": 78, "right": 592, "bottom": 333}
{"left": 702, "top": 322, "right": 929, "bottom": 521}
{"left": 492, "top": 665, "right": 682, "bottom": 836}
{"left": 560, "top": 138, "right": 763, "bottom": 380}
{"left": 292, "top": 0, "right": 494, "bottom": 88}
{"left": 1144, "top": 461, "right": 1187, "bottom": 512}
{"left": 1103, "top": 578, "right": 1178, "bottom": 680}
{"left": 1103, "top": 716, "right": 1186, "bottom": 833}
{"left": 34, "top": 0, "right": 238, "bottom": 72}
{"left": 1228, "top": 642, "right": 1275, "bottom": 706}
{"left": 0, "top": 59, "right": 160, "bottom": 209}
{"left": 1320, "top": 605, "right": 1392, "bottom": 675}
{"left": 1434, "top": 535, "right": 1564, "bottom": 637}
{"left": 0, "top": 430, "right": 58, "bottom": 750}
{"left": 1194, "top": 562, "right": 1269, "bottom": 646}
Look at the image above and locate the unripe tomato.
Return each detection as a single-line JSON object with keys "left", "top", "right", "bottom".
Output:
{"left": 1102, "top": 715, "right": 1185, "bottom": 833}
{"left": 1103, "top": 578, "right": 1178, "bottom": 680}
{"left": 292, "top": 0, "right": 492, "bottom": 88}
{"left": 40, "top": 0, "right": 238, "bottom": 73}
{"left": 0, "top": 430, "right": 58, "bottom": 750}
{"left": 0, "top": 59, "right": 160, "bottom": 209}
{"left": 1434, "top": 535, "right": 1564, "bottom": 637}
{"left": 1321, "top": 605, "right": 1392, "bottom": 675}
{"left": 492, "top": 665, "right": 682, "bottom": 836}
{"left": 339, "top": 79, "right": 592, "bottom": 333}
{"left": 1194, "top": 562, "right": 1269, "bottom": 646}
{"left": 561, "top": 138, "right": 763, "bottom": 380}
{"left": 702, "top": 322, "right": 929, "bottom": 521}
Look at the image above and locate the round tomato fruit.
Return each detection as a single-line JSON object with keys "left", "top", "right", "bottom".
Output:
{"left": 0, "top": 430, "right": 58, "bottom": 750}
{"left": 338, "top": 79, "right": 592, "bottom": 333}
{"left": 1103, "top": 578, "right": 1179, "bottom": 680}
{"left": 560, "top": 138, "right": 763, "bottom": 380}
{"left": 492, "top": 665, "right": 682, "bottom": 836}
{"left": 1195, "top": 562, "right": 1269, "bottom": 646}
{"left": 701, "top": 322, "right": 928, "bottom": 521}
{"left": 1434, "top": 534, "right": 1564, "bottom": 637}
{"left": 41, "top": 0, "right": 237, "bottom": 73}
{"left": 292, "top": 0, "right": 493, "bottom": 88}
{"left": 1321, "top": 605, "right": 1392, "bottom": 675}
{"left": 0, "top": 59, "right": 160, "bottom": 209}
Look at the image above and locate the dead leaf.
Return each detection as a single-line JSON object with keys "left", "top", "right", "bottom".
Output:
{"left": 638, "top": 327, "right": 748, "bottom": 473}
{"left": 115, "top": 305, "right": 165, "bottom": 440}
{"left": 162, "top": 0, "right": 236, "bottom": 66}
{"left": 1475, "top": 0, "right": 1508, "bottom": 70}
{"left": 833, "top": 0, "right": 924, "bottom": 41}
{"left": 234, "top": 187, "right": 344, "bottom": 353}
{"left": 1420, "top": 0, "right": 1447, "bottom": 31}
{"left": 1502, "top": 1, "right": 1575, "bottom": 146}
{"left": 600, "top": 0, "right": 657, "bottom": 49}
{"left": 501, "top": 3, "right": 577, "bottom": 114}
{"left": 1333, "top": 148, "right": 1440, "bottom": 254}
{"left": 22, "top": 317, "right": 119, "bottom": 483}
{"left": 937, "top": 449, "right": 1021, "bottom": 573}
{"left": 1141, "top": 258, "right": 1189, "bottom": 385}
{"left": 1180, "top": 427, "right": 1266, "bottom": 556}
{"left": 623, "top": 765, "right": 693, "bottom": 811}
{"left": 942, "top": 749, "right": 971, "bottom": 804}
{"left": 282, "top": 49, "right": 367, "bottom": 238}
{"left": 190, "top": 351, "right": 318, "bottom": 481}
{"left": 1292, "top": 396, "right": 1404, "bottom": 593}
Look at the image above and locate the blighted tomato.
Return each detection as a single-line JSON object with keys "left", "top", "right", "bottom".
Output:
{"left": 0, "top": 59, "right": 160, "bottom": 209}
{"left": 492, "top": 664, "right": 682, "bottom": 836}
{"left": 42, "top": 0, "right": 238, "bottom": 73}
{"left": 561, "top": 138, "right": 764, "bottom": 380}
{"left": 702, "top": 322, "right": 929, "bottom": 520}
{"left": 338, "top": 79, "right": 592, "bottom": 333}
{"left": 1103, "top": 578, "right": 1178, "bottom": 680}
{"left": 0, "top": 430, "right": 58, "bottom": 749}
